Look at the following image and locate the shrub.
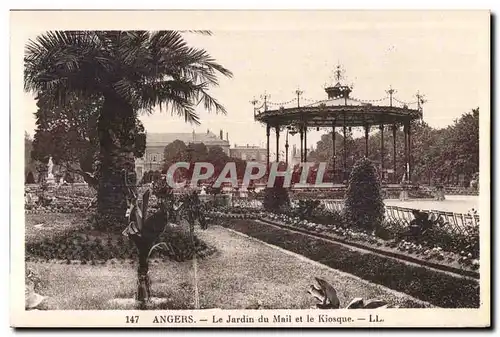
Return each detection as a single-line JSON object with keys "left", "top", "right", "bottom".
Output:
{"left": 63, "top": 172, "right": 75, "bottom": 184}
{"left": 263, "top": 176, "right": 290, "bottom": 213}
{"left": 294, "top": 199, "right": 321, "bottom": 218}
{"left": 374, "top": 220, "right": 402, "bottom": 240}
{"left": 307, "top": 209, "right": 346, "bottom": 229}
{"left": 343, "top": 157, "right": 385, "bottom": 232}
{"left": 25, "top": 226, "right": 216, "bottom": 263}
{"left": 26, "top": 171, "right": 36, "bottom": 184}
{"left": 207, "top": 185, "right": 222, "bottom": 196}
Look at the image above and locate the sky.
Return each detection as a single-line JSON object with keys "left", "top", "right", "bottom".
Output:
{"left": 22, "top": 12, "right": 489, "bottom": 156}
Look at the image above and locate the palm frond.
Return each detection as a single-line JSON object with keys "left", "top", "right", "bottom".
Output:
{"left": 137, "top": 79, "right": 202, "bottom": 125}
{"left": 197, "top": 88, "right": 228, "bottom": 115}
{"left": 24, "top": 30, "right": 111, "bottom": 107}
{"left": 180, "top": 30, "right": 213, "bottom": 36}
{"left": 149, "top": 31, "right": 233, "bottom": 83}
{"left": 117, "top": 31, "right": 150, "bottom": 69}
{"left": 25, "top": 29, "right": 232, "bottom": 124}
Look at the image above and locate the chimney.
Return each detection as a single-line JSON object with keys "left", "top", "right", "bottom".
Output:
{"left": 220, "top": 129, "right": 223, "bottom": 140}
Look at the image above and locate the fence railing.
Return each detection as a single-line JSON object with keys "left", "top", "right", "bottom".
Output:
{"left": 320, "top": 200, "right": 479, "bottom": 235}
{"left": 229, "top": 197, "right": 479, "bottom": 236}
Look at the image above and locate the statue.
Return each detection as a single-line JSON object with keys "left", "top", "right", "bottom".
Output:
{"left": 46, "top": 157, "right": 55, "bottom": 185}
{"left": 199, "top": 186, "right": 207, "bottom": 195}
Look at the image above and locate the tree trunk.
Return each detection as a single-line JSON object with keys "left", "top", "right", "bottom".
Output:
{"left": 136, "top": 244, "right": 151, "bottom": 306}
{"left": 96, "top": 95, "right": 137, "bottom": 231}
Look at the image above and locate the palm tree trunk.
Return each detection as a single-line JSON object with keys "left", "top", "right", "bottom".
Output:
{"left": 96, "top": 95, "right": 137, "bottom": 231}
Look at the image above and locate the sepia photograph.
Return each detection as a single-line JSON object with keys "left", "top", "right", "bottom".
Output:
{"left": 10, "top": 9, "right": 490, "bottom": 328}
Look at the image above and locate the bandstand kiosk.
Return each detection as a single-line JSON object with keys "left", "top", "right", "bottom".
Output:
{"left": 252, "top": 66, "right": 426, "bottom": 197}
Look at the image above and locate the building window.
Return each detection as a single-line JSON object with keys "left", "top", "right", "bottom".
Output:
{"left": 153, "top": 155, "right": 157, "bottom": 162}
{"left": 241, "top": 153, "right": 247, "bottom": 160}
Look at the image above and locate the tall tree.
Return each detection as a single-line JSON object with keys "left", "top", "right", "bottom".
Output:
{"left": 309, "top": 108, "right": 479, "bottom": 186}
{"left": 24, "top": 31, "right": 232, "bottom": 229}
{"left": 162, "top": 140, "right": 247, "bottom": 183}
{"left": 30, "top": 95, "right": 147, "bottom": 187}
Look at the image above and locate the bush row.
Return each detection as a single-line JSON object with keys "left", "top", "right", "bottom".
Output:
{"left": 26, "top": 227, "right": 216, "bottom": 263}
{"left": 210, "top": 207, "right": 479, "bottom": 271}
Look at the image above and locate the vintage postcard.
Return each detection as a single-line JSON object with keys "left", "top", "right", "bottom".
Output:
{"left": 10, "top": 10, "right": 491, "bottom": 328}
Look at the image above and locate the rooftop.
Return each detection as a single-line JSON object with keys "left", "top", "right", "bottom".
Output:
{"left": 253, "top": 66, "right": 423, "bottom": 127}
{"left": 146, "top": 130, "right": 230, "bottom": 146}
{"left": 232, "top": 145, "right": 266, "bottom": 150}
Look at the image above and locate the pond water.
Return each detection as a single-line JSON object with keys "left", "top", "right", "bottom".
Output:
{"left": 233, "top": 194, "right": 480, "bottom": 215}
{"left": 383, "top": 195, "right": 479, "bottom": 213}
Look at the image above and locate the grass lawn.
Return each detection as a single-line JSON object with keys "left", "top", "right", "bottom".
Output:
{"left": 28, "top": 225, "right": 431, "bottom": 310}
{"left": 25, "top": 212, "right": 91, "bottom": 245}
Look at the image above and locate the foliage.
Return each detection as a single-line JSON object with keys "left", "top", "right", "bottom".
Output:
{"left": 263, "top": 177, "right": 290, "bottom": 213}
{"left": 25, "top": 266, "right": 48, "bottom": 310}
{"left": 343, "top": 157, "right": 385, "bottom": 231}
{"left": 26, "top": 171, "right": 36, "bottom": 184}
{"left": 293, "top": 199, "right": 321, "bottom": 218}
{"left": 206, "top": 185, "right": 222, "bottom": 196}
{"left": 24, "top": 31, "right": 233, "bottom": 123}
{"left": 162, "top": 140, "right": 248, "bottom": 182}
{"left": 25, "top": 132, "right": 38, "bottom": 180}
{"left": 30, "top": 95, "right": 146, "bottom": 188}
{"left": 24, "top": 31, "right": 232, "bottom": 224}
{"left": 308, "top": 108, "right": 479, "bottom": 186}
{"left": 122, "top": 172, "right": 212, "bottom": 304}
{"left": 163, "top": 140, "right": 189, "bottom": 165}
{"left": 25, "top": 227, "right": 216, "bottom": 263}
{"left": 308, "top": 277, "right": 392, "bottom": 309}
{"left": 141, "top": 170, "right": 162, "bottom": 184}
{"left": 210, "top": 205, "right": 478, "bottom": 271}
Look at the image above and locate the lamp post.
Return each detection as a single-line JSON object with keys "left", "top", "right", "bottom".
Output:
{"left": 186, "top": 147, "right": 194, "bottom": 188}
{"left": 285, "top": 128, "right": 289, "bottom": 166}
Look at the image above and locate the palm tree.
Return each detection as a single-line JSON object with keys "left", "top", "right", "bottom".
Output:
{"left": 24, "top": 31, "right": 232, "bottom": 229}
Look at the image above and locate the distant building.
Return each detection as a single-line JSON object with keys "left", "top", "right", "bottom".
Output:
{"left": 230, "top": 144, "right": 268, "bottom": 163}
{"left": 135, "top": 130, "right": 230, "bottom": 179}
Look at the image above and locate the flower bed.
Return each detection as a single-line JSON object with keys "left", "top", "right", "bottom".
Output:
{"left": 25, "top": 185, "right": 96, "bottom": 214}
{"left": 26, "top": 212, "right": 217, "bottom": 263}
{"left": 26, "top": 226, "right": 217, "bottom": 263}
{"left": 221, "top": 219, "right": 479, "bottom": 308}
{"left": 25, "top": 195, "right": 95, "bottom": 214}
